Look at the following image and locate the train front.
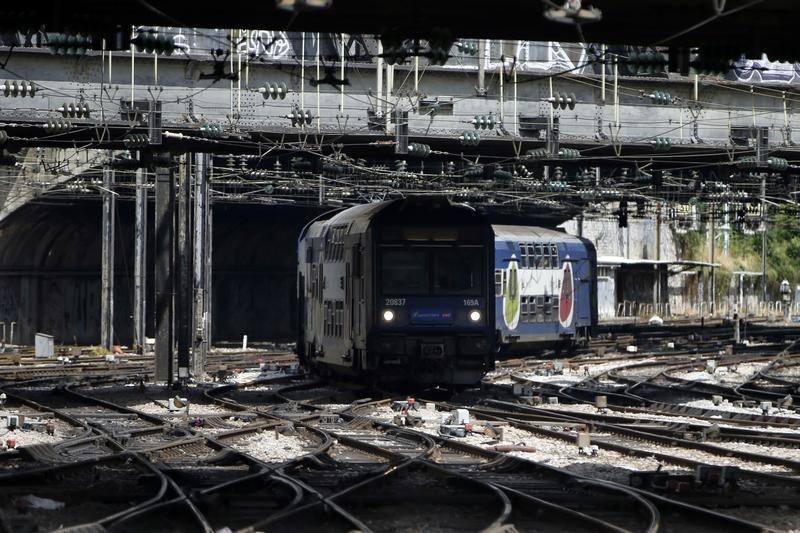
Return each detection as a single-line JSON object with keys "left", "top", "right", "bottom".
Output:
{"left": 366, "top": 198, "right": 495, "bottom": 386}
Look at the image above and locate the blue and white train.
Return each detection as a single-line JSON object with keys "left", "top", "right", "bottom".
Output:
{"left": 297, "top": 196, "right": 597, "bottom": 387}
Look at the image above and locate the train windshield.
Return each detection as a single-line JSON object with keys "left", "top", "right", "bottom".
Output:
{"left": 380, "top": 246, "right": 483, "bottom": 296}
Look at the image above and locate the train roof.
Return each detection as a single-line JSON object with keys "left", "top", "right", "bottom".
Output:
{"left": 300, "top": 197, "right": 485, "bottom": 241}
{"left": 492, "top": 224, "right": 584, "bottom": 243}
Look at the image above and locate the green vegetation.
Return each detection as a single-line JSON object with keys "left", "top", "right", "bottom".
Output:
{"left": 674, "top": 206, "right": 800, "bottom": 298}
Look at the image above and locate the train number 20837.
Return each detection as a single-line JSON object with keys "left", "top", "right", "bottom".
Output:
{"left": 384, "top": 298, "right": 406, "bottom": 306}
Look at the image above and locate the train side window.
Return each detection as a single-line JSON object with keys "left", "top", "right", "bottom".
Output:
{"left": 335, "top": 301, "right": 344, "bottom": 337}
{"left": 536, "top": 295, "right": 545, "bottom": 322}
{"left": 518, "top": 243, "right": 527, "bottom": 268}
{"left": 495, "top": 269, "right": 504, "bottom": 296}
{"left": 534, "top": 244, "right": 543, "bottom": 268}
{"left": 550, "top": 244, "right": 559, "bottom": 268}
{"left": 545, "top": 243, "right": 554, "bottom": 268}
{"left": 543, "top": 295, "right": 553, "bottom": 315}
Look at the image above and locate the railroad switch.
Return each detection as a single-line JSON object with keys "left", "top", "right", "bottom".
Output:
{"left": 320, "top": 413, "right": 343, "bottom": 425}
{"left": 394, "top": 413, "right": 424, "bottom": 427}
{"left": 512, "top": 384, "right": 536, "bottom": 397}
{"left": 594, "top": 395, "right": 607, "bottom": 409}
{"left": 391, "top": 397, "right": 419, "bottom": 413}
{"left": 630, "top": 465, "right": 739, "bottom": 494}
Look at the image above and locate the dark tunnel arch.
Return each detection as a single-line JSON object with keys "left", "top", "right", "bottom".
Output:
{"left": 0, "top": 198, "right": 327, "bottom": 345}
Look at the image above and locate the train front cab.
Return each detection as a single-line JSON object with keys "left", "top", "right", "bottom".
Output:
{"left": 366, "top": 200, "right": 496, "bottom": 386}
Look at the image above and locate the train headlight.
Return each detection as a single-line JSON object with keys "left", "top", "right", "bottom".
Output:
{"left": 382, "top": 309, "right": 395, "bottom": 322}
{"left": 469, "top": 310, "right": 482, "bottom": 322}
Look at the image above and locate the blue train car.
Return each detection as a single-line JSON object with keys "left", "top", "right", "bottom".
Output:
{"left": 493, "top": 225, "right": 597, "bottom": 355}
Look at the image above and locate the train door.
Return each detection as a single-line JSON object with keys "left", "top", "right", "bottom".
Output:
{"left": 349, "top": 243, "right": 364, "bottom": 367}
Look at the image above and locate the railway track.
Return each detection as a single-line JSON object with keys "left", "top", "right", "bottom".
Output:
{"left": 0, "top": 325, "right": 799, "bottom": 530}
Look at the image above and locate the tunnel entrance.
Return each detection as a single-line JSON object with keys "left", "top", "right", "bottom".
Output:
{"left": 0, "top": 199, "right": 327, "bottom": 346}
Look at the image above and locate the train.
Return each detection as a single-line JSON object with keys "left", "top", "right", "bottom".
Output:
{"left": 296, "top": 196, "right": 597, "bottom": 387}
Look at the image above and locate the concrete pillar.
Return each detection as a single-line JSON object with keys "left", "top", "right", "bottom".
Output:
{"left": 176, "top": 155, "right": 192, "bottom": 381}
{"left": 154, "top": 156, "right": 174, "bottom": 383}
{"left": 133, "top": 165, "right": 147, "bottom": 353}
{"left": 100, "top": 161, "right": 115, "bottom": 351}
{"left": 192, "top": 153, "right": 210, "bottom": 376}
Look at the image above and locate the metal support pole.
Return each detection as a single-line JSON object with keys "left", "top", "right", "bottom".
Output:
{"left": 154, "top": 156, "right": 175, "bottom": 383}
{"left": 176, "top": 155, "right": 192, "bottom": 382}
{"left": 477, "top": 39, "right": 486, "bottom": 96}
{"left": 340, "top": 33, "right": 345, "bottom": 113}
{"left": 655, "top": 202, "right": 661, "bottom": 306}
{"left": 414, "top": 56, "right": 419, "bottom": 94}
{"left": 300, "top": 32, "right": 306, "bottom": 111}
{"left": 513, "top": 58, "right": 518, "bottom": 135}
{"left": 385, "top": 64, "right": 394, "bottom": 131}
{"left": 133, "top": 164, "right": 147, "bottom": 354}
{"left": 192, "top": 153, "right": 210, "bottom": 376}
{"left": 761, "top": 174, "right": 768, "bottom": 302}
{"left": 499, "top": 57, "right": 504, "bottom": 126}
{"left": 710, "top": 204, "right": 716, "bottom": 314}
{"left": 376, "top": 40, "right": 383, "bottom": 117}
{"left": 100, "top": 159, "right": 115, "bottom": 351}
{"left": 600, "top": 45, "right": 606, "bottom": 103}
{"left": 205, "top": 204, "right": 213, "bottom": 350}
{"left": 316, "top": 32, "right": 320, "bottom": 133}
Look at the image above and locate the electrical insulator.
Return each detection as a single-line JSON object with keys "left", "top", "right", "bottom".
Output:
{"left": 736, "top": 156, "right": 758, "bottom": 169}
{"left": 200, "top": 124, "right": 225, "bottom": 138}
{"left": 47, "top": 33, "right": 92, "bottom": 56}
{"left": 395, "top": 160, "right": 407, "bottom": 172}
{"left": 43, "top": 118, "right": 73, "bottom": 135}
{"left": 648, "top": 90, "right": 672, "bottom": 105}
{"left": 408, "top": 143, "right": 432, "bottom": 157}
{"left": 651, "top": 137, "right": 672, "bottom": 151}
{"left": 547, "top": 91, "right": 577, "bottom": 110}
{"left": 459, "top": 131, "right": 480, "bottom": 146}
{"left": 287, "top": 108, "right": 314, "bottom": 126}
{"left": 463, "top": 165, "right": 484, "bottom": 181}
{"left": 445, "top": 161, "right": 456, "bottom": 174}
{"left": 494, "top": 169, "right": 514, "bottom": 180}
{"left": 1, "top": 80, "right": 36, "bottom": 98}
{"left": 767, "top": 157, "right": 788, "bottom": 171}
{"left": 123, "top": 134, "right": 149, "bottom": 149}
{"left": 456, "top": 40, "right": 478, "bottom": 56}
{"left": 526, "top": 148, "right": 549, "bottom": 159}
{"left": 558, "top": 148, "right": 580, "bottom": 159}
{"left": 131, "top": 29, "right": 176, "bottom": 56}
{"left": 0, "top": 130, "right": 7, "bottom": 145}
{"left": 57, "top": 102, "right": 91, "bottom": 119}
{"left": 628, "top": 50, "right": 668, "bottom": 75}
{"left": 259, "top": 81, "right": 289, "bottom": 100}
{"left": 471, "top": 114, "right": 495, "bottom": 130}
